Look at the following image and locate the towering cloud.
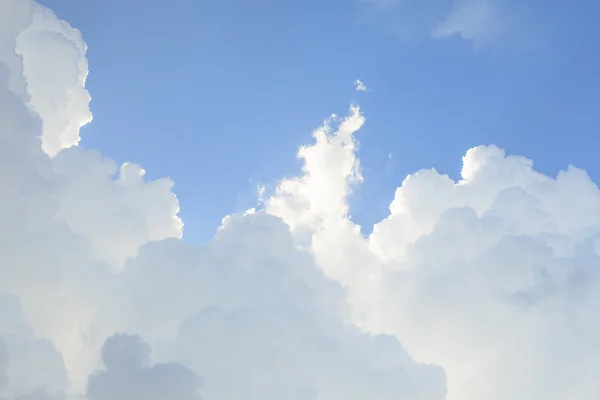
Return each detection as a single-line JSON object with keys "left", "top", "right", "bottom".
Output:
{"left": 16, "top": 2, "right": 92, "bottom": 156}
{"left": 1, "top": 0, "right": 600, "bottom": 399}
{"left": 267, "top": 111, "right": 600, "bottom": 399}
{"left": 0, "top": 1, "right": 444, "bottom": 399}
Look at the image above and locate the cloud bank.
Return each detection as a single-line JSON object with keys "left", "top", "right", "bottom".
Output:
{"left": 2, "top": 1, "right": 600, "bottom": 400}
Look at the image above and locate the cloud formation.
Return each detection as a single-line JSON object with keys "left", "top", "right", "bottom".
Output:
{"left": 267, "top": 117, "right": 600, "bottom": 399}
{"left": 0, "top": 2, "right": 443, "bottom": 400}
{"left": 86, "top": 334, "right": 203, "bottom": 400}
{"left": 359, "top": 0, "right": 517, "bottom": 47}
{"left": 0, "top": 293, "right": 67, "bottom": 399}
{"left": 2, "top": 1, "right": 600, "bottom": 400}
{"left": 16, "top": 2, "right": 92, "bottom": 156}
{"left": 432, "top": 0, "right": 509, "bottom": 47}
{"left": 354, "top": 79, "right": 368, "bottom": 91}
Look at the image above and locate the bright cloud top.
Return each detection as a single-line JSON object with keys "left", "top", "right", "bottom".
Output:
{"left": 16, "top": 1, "right": 92, "bottom": 156}
{"left": 2, "top": 1, "right": 600, "bottom": 400}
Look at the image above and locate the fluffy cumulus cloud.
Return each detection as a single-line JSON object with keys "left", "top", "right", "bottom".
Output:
{"left": 266, "top": 113, "right": 600, "bottom": 399}
{"left": 0, "top": 1, "right": 443, "bottom": 399}
{"left": 2, "top": 0, "right": 600, "bottom": 400}
{"left": 15, "top": 1, "right": 92, "bottom": 156}
{"left": 86, "top": 334, "right": 203, "bottom": 400}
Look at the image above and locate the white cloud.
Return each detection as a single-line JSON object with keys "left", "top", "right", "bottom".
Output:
{"left": 0, "top": 2, "right": 444, "bottom": 399}
{"left": 2, "top": 1, "right": 600, "bottom": 400}
{"left": 52, "top": 151, "right": 183, "bottom": 268}
{"left": 267, "top": 114, "right": 600, "bottom": 399}
{"left": 354, "top": 79, "right": 368, "bottom": 92}
{"left": 16, "top": 2, "right": 92, "bottom": 157}
{"left": 0, "top": 294, "right": 67, "bottom": 399}
{"left": 86, "top": 334, "right": 203, "bottom": 400}
{"left": 266, "top": 106, "right": 364, "bottom": 234}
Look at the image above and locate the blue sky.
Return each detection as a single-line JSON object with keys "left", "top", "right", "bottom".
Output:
{"left": 41, "top": 0, "right": 600, "bottom": 244}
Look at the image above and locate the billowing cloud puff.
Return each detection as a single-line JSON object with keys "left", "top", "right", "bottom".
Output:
{"left": 96, "top": 212, "right": 445, "bottom": 400}
{"left": 365, "top": 149, "right": 600, "bottom": 399}
{"left": 52, "top": 150, "right": 183, "bottom": 268}
{"left": 266, "top": 106, "right": 600, "bottom": 399}
{"left": 266, "top": 107, "right": 363, "bottom": 234}
{"left": 16, "top": 2, "right": 92, "bottom": 156}
{"left": 0, "top": 1, "right": 445, "bottom": 400}
{"left": 2, "top": 0, "right": 600, "bottom": 400}
{"left": 87, "top": 334, "right": 203, "bottom": 400}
